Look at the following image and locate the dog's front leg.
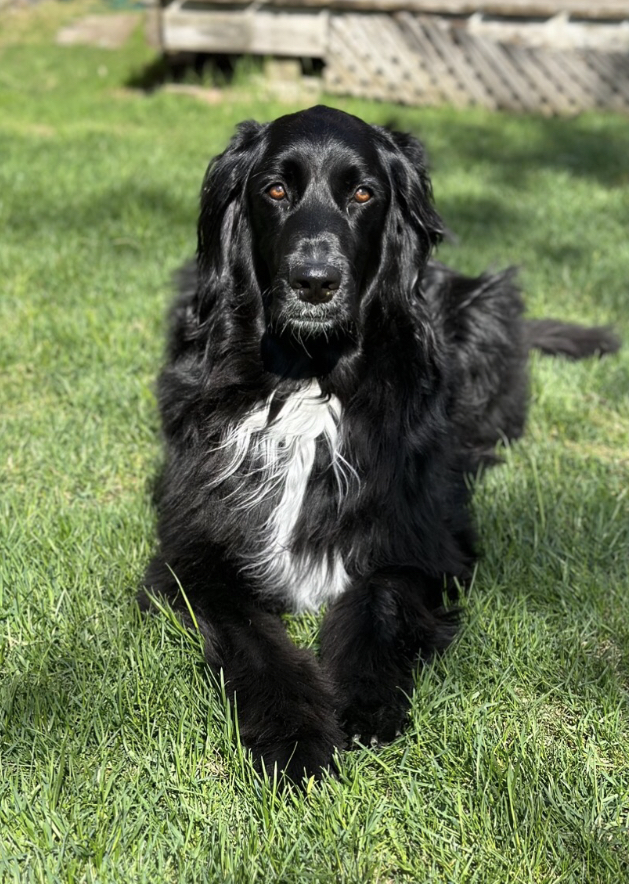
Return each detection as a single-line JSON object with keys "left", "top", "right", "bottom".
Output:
{"left": 210, "top": 604, "right": 345, "bottom": 783}
{"left": 142, "top": 556, "right": 344, "bottom": 783}
{"left": 320, "top": 571, "right": 458, "bottom": 744}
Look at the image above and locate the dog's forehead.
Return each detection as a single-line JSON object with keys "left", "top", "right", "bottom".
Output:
{"left": 261, "top": 105, "right": 381, "bottom": 169}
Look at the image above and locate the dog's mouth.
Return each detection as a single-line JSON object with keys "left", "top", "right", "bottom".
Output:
{"left": 270, "top": 312, "right": 353, "bottom": 347}
{"left": 266, "top": 278, "right": 356, "bottom": 344}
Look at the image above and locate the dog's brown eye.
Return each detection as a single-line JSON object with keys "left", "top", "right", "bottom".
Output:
{"left": 354, "top": 187, "right": 372, "bottom": 204}
{"left": 267, "top": 183, "right": 287, "bottom": 201}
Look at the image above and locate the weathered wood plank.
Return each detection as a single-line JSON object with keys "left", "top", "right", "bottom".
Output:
{"left": 162, "top": 3, "right": 328, "bottom": 56}
{"left": 170, "top": 0, "right": 629, "bottom": 23}
{"left": 468, "top": 16, "right": 629, "bottom": 52}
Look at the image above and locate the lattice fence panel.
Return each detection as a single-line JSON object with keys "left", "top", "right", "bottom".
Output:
{"left": 324, "top": 12, "right": 629, "bottom": 113}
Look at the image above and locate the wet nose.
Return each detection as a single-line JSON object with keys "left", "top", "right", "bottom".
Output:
{"left": 289, "top": 263, "right": 342, "bottom": 304}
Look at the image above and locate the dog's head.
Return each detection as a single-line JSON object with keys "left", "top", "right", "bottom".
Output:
{"left": 196, "top": 106, "right": 443, "bottom": 355}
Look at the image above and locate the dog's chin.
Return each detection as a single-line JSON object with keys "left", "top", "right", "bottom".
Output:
{"left": 262, "top": 313, "right": 355, "bottom": 378}
{"left": 270, "top": 304, "right": 354, "bottom": 345}
{"left": 284, "top": 316, "right": 342, "bottom": 340}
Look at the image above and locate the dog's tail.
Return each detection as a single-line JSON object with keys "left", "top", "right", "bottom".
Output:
{"left": 524, "top": 319, "right": 620, "bottom": 360}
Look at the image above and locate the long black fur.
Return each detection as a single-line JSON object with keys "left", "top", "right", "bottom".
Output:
{"left": 141, "top": 106, "right": 619, "bottom": 783}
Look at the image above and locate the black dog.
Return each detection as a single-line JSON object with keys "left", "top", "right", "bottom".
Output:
{"left": 142, "top": 106, "right": 618, "bottom": 783}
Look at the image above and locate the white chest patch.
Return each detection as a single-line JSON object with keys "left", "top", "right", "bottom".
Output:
{"left": 208, "top": 380, "right": 356, "bottom": 612}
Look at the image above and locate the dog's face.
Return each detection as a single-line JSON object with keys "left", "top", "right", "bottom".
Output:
{"left": 197, "top": 106, "right": 443, "bottom": 360}
{"left": 246, "top": 107, "right": 390, "bottom": 340}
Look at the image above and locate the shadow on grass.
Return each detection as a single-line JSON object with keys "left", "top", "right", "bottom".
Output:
{"left": 460, "top": 120, "right": 625, "bottom": 188}
{"left": 471, "top": 443, "right": 629, "bottom": 672}
{"left": 395, "top": 114, "right": 629, "bottom": 189}
{"left": 7, "top": 180, "right": 195, "bottom": 239}
{"left": 125, "top": 52, "right": 257, "bottom": 91}
{"left": 434, "top": 194, "right": 522, "bottom": 245}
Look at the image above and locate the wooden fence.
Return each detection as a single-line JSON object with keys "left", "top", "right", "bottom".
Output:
{"left": 159, "top": 1, "right": 629, "bottom": 113}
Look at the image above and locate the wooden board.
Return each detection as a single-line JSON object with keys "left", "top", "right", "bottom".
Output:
{"left": 162, "top": 1, "right": 328, "bottom": 56}
{"left": 168, "top": 0, "right": 629, "bottom": 23}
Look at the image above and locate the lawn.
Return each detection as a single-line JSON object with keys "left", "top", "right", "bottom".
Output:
{"left": 1, "top": 3, "right": 628, "bottom": 882}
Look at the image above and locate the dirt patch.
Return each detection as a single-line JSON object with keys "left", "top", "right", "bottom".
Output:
{"left": 160, "top": 84, "right": 224, "bottom": 105}
{"left": 56, "top": 13, "right": 141, "bottom": 50}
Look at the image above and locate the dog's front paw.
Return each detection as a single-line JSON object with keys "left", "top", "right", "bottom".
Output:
{"left": 256, "top": 733, "right": 341, "bottom": 785}
{"left": 250, "top": 720, "right": 345, "bottom": 786}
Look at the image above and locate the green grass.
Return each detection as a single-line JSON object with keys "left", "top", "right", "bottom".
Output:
{"left": 1, "top": 4, "right": 628, "bottom": 882}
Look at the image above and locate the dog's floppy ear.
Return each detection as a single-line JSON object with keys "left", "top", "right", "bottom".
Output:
{"left": 196, "top": 120, "right": 266, "bottom": 318}
{"left": 376, "top": 127, "right": 444, "bottom": 281}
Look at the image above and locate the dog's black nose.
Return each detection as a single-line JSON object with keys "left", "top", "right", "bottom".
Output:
{"left": 289, "top": 263, "right": 341, "bottom": 304}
